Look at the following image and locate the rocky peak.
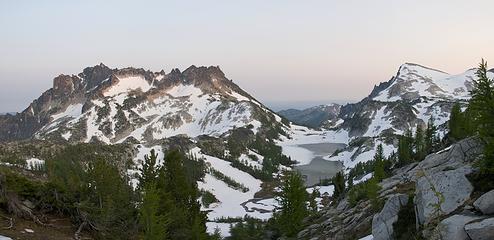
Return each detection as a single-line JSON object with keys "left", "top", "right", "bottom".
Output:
{"left": 53, "top": 74, "right": 77, "bottom": 97}
{"left": 79, "top": 63, "right": 113, "bottom": 89}
{"left": 183, "top": 65, "right": 227, "bottom": 84}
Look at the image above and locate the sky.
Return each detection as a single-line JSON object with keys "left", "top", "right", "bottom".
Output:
{"left": 1, "top": 0, "right": 494, "bottom": 112}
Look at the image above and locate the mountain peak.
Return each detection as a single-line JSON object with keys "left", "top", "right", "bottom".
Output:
{"left": 397, "top": 62, "right": 449, "bottom": 77}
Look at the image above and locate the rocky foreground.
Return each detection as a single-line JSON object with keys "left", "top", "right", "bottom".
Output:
{"left": 299, "top": 137, "right": 494, "bottom": 240}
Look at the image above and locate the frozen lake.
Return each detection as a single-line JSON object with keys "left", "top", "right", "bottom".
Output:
{"left": 294, "top": 143, "right": 346, "bottom": 186}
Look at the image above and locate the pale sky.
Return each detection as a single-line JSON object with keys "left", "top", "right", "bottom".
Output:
{"left": 1, "top": 0, "right": 494, "bottom": 112}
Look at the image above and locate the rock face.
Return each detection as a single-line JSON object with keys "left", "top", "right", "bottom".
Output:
{"left": 465, "top": 217, "right": 494, "bottom": 240}
{"left": 432, "top": 214, "right": 482, "bottom": 240}
{"left": 414, "top": 167, "right": 473, "bottom": 225}
{"left": 298, "top": 137, "right": 485, "bottom": 240}
{"left": 474, "top": 190, "right": 494, "bottom": 215}
{"left": 372, "top": 194, "right": 409, "bottom": 240}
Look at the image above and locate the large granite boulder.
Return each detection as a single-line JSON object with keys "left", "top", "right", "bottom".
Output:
{"left": 473, "top": 190, "right": 494, "bottom": 215}
{"left": 465, "top": 217, "right": 494, "bottom": 240}
{"left": 430, "top": 214, "right": 482, "bottom": 240}
{"left": 372, "top": 194, "right": 409, "bottom": 240}
{"left": 414, "top": 167, "right": 473, "bottom": 225}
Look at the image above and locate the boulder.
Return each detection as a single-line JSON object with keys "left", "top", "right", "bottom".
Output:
{"left": 372, "top": 194, "right": 409, "bottom": 240}
{"left": 415, "top": 167, "right": 473, "bottom": 225}
{"left": 465, "top": 217, "right": 494, "bottom": 240}
{"left": 432, "top": 214, "right": 482, "bottom": 240}
{"left": 473, "top": 190, "right": 494, "bottom": 215}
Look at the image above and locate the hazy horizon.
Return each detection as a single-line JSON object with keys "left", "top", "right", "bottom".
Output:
{"left": 2, "top": 0, "right": 494, "bottom": 112}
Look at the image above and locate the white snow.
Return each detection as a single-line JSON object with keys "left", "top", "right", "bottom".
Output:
{"left": 103, "top": 75, "right": 152, "bottom": 97}
{"left": 26, "top": 158, "right": 44, "bottom": 170}
{"left": 166, "top": 84, "right": 204, "bottom": 98}
{"left": 194, "top": 148, "right": 271, "bottom": 220}
{"left": 354, "top": 172, "right": 373, "bottom": 184}
{"left": 61, "top": 131, "right": 72, "bottom": 140}
{"left": 206, "top": 222, "right": 231, "bottom": 237}
{"left": 51, "top": 103, "right": 83, "bottom": 121}
{"left": 359, "top": 234, "right": 373, "bottom": 240}
{"left": 373, "top": 64, "right": 494, "bottom": 102}
{"left": 307, "top": 185, "right": 334, "bottom": 196}
{"left": 363, "top": 106, "right": 394, "bottom": 137}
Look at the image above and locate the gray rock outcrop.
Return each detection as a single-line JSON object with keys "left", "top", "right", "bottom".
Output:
{"left": 473, "top": 190, "right": 494, "bottom": 215}
{"left": 414, "top": 167, "right": 473, "bottom": 225}
{"left": 431, "top": 214, "right": 482, "bottom": 240}
{"left": 372, "top": 194, "right": 409, "bottom": 240}
{"left": 465, "top": 217, "right": 494, "bottom": 240}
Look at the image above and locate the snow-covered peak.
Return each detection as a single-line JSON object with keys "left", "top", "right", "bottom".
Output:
{"left": 373, "top": 63, "right": 480, "bottom": 102}
{"left": 23, "top": 63, "right": 283, "bottom": 144}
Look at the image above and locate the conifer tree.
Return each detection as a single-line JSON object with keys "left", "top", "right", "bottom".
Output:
{"left": 449, "top": 103, "right": 464, "bottom": 141}
{"left": 398, "top": 130, "right": 413, "bottom": 166}
{"left": 139, "top": 149, "right": 159, "bottom": 190}
{"left": 373, "top": 144, "right": 386, "bottom": 181}
{"left": 425, "top": 116, "right": 438, "bottom": 154}
{"left": 157, "top": 149, "right": 208, "bottom": 240}
{"left": 332, "top": 171, "right": 346, "bottom": 200}
{"left": 275, "top": 171, "right": 309, "bottom": 237}
{"left": 308, "top": 188, "right": 320, "bottom": 213}
{"left": 415, "top": 126, "right": 426, "bottom": 161}
{"left": 469, "top": 59, "right": 494, "bottom": 173}
{"left": 140, "top": 183, "right": 168, "bottom": 240}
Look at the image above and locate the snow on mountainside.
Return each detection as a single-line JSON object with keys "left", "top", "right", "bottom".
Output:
{"left": 373, "top": 63, "right": 475, "bottom": 102}
{"left": 323, "top": 63, "right": 494, "bottom": 172}
{"left": 11, "top": 64, "right": 275, "bottom": 144}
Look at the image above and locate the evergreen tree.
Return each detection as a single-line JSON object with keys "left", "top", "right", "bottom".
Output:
{"left": 398, "top": 130, "right": 413, "bottom": 166}
{"left": 139, "top": 183, "right": 168, "bottom": 240}
{"left": 86, "top": 159, "right": 137, "bottom": 239}
{"left": 308, "top": 188, "right": 320, "bottom": 213}
{"left": 414, "top": 126, "right": 426, "bottom": 161}
{"left": 373, "top": 144, "right": 386, "bottom": 182}
{"left": 469, "top": 59, "right": 494, "bottom": 173}
{"left": 156, "top": 149, "right": 208, "bottom": 240}
{"left": 332, "top": 171, "right": 346, "bottom": 201}
{"left": 449, "top": 103, "right": 464, "bottom": 141}
{"left": 139, "top": 149, "right": 159, "bottom": 190}
{"left": 425, "top": 116, "right": 438, "bottom": 154}
{"left": 274, "top": 171, "right": 309, "bottom": 237}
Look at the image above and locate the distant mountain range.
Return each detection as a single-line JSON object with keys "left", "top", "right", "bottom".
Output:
{"left": 277, "top": 104, "right": 341, "bottom": 128}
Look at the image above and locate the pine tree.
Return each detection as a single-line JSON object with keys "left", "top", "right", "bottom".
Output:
{"left": 86, "top": 159, "right": 137, "bottom": 239}
{"left": 469, "top": 59, "right": 494, "bottom": 173}
{"left": 332, "top": 171, "right": 346, "bottom": 200}
{"left": 449, "top": 103, "right": 464, "bottom": 141}
{"left": 275, "top": 171, "right": 309, "bottom": 237}
{"left": 156, "top": 149, "right": 208, "bottom": 240}
{"left": 425, "top": 116, "right": 438, "bottom": 154}
{"left": 398, "top": 130, "right": 413, "bottom": 166}
{"left": 139, "top": 149, "right": 159, "bottom": 190}
{"left": 308, "top": 188, "right": 320, "bottom": 213}
{"left": 415, "top": 126, "right": 426, "bottom": 161}
{"left": 140, "top": 183, "right": 168, "bottom": 240}
{"left": 373, "top": 144, "right": 386, "bottom": 182}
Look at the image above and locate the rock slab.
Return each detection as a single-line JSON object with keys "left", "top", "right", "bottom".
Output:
{"left": 473, "top": 189, "right": 494, "bottom": 215}
{"left": 372, "top": 194, "right": 409, "bottom": 240}
{"left": 465, "top": 217, "right": 494, "bottom": 240}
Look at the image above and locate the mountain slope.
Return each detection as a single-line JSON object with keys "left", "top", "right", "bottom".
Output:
{"left": 277, "top": 104, "right": 341, "bottom": 128}
{"left": 0, "top": 64, "right": 285, "bottom": 144}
